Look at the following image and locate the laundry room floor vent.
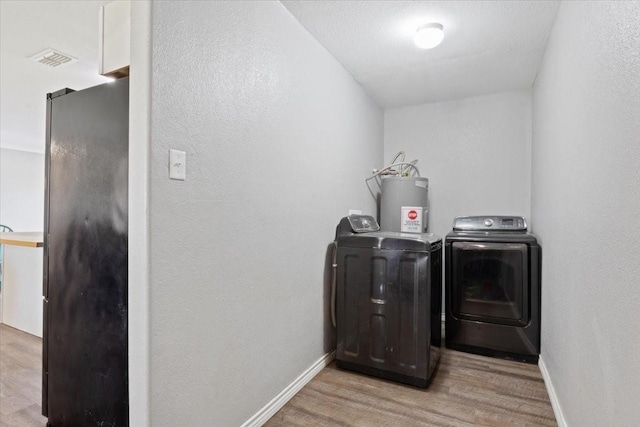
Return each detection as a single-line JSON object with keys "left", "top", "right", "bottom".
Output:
{"left": 30, "top": 49, "right": 77, "bottom": 67}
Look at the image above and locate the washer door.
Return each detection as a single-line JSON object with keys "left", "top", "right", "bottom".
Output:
{"left": 451, "top": 242, "right": 529, "bottom": 326}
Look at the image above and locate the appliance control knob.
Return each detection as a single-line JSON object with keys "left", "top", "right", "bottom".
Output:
{"left": 484, "top": 218, "right": 493, "bottom": 227}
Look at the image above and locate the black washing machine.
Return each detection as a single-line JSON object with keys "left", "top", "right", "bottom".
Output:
{"left": 445, "top": 216, "right": 540, "bottom": 363}
{"left": 334, "top": 215, "right": 442, "bottom": 387}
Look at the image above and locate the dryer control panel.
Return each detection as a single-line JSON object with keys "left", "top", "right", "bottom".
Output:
{"left": 453, "top": 216, "right": 527, "bottom": 231}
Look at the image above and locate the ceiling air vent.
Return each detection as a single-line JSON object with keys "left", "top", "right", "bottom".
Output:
{"left": 30, "top": 49, "right": 77, "bottom": 67}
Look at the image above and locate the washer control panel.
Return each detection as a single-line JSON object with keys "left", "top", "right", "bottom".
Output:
{"left": 347, "top": 215, "right": 380, "bottom": 233}
{"left": 453, "top": 216, "right": 527, "bottom": 231}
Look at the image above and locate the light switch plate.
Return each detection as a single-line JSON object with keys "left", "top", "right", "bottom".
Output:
{"left": 169, "top": 149, "right": 186, "bottom": 180}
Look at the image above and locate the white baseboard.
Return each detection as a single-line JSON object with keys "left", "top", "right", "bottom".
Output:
{"left": 538, "top": 355, "right": 568, "bottom": 427}
{"left": 241, "top": 350, "right": 336, "bottom": 427}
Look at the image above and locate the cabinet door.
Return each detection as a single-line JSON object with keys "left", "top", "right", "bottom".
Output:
{"left": 99, "top": 0, "right": 130, "bottom": 77}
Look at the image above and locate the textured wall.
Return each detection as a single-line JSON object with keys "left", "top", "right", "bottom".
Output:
{"left": 384, "top": 90, "right": 532, "bottom": 240}
{"left": 0, "top": 148, "right": 44, "bottom": 231}
{"left": 149, "top": 1, "right": 382, "bottom": 425}
{"left": 531, "top": 1, "right": 640, "bottom": 425}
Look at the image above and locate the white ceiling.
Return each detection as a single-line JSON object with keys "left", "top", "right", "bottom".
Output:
{"left": 1, "top": 1, "right": 561, "bottom": 153}
{"left": 0, "top": 0, "right": 112, "bottom": 153}
{"left": 281, "top": 0, "right": 561, "bottom": 108}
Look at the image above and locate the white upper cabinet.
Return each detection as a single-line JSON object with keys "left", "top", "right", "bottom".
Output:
{"left": 99, "top": 0, "right": 130, "bottom": 77}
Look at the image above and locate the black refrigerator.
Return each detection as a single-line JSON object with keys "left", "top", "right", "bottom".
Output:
{"left": 43, "top": 78, "right": 129, "bottom": 426}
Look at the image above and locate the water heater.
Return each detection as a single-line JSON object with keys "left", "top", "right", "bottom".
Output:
{"left": 380, "top": 176, "right": 429, "bottom": 233}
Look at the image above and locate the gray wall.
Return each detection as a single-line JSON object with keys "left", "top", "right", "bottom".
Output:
{"left": 0, "top": 148, "right": 44, "bottom": 231}
{"left": 149, "top": 1, "right": 383, "bottom": 425}
{"left": 531, "top": 1, "right": 640, "bottom": 425}
{"left": 384, "top": 90, "right": 532, "bottom": 240}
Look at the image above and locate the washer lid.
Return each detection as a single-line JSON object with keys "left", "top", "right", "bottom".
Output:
{"left": 453, "top": 216, "right": 527, "bottom": 232}
{"left": 338, "top": 231, "right": 442, "bottom": 251}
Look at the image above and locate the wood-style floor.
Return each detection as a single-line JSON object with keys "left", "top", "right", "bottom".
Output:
{"left": 0, "top": 324, "right": 47, "bottom": 427}
{"left": 0, "top": 324, "right": 556, "bottom": 427}
{"left": 266, "top": 350, "right": 557, "bottom": 427}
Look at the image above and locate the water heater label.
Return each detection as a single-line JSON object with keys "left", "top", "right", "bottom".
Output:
{"left": 401, "top": 206, "right": 423, "bottom": 233}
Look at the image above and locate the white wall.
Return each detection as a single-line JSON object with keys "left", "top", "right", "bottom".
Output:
{"left": 0, "top": 148, "right": 44, "bottom": 231}
{"left": 384, "top": 90, "right": 532, "bottom": 239}
{"left": 149, "top": 1, "right": 383, "bottom": 425}
{"left": 531, "top": 1, "right": 640, "bottom": 425}
{"left": 128, "top": 1, "right": 152, "bottom": 426}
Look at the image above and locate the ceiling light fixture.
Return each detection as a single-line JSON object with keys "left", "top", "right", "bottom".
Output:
{"left": 414, "top": 23, "right": 444, "bottom": 49}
